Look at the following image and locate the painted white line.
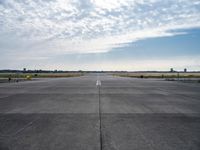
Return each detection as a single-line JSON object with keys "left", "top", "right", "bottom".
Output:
{"left": 96, "top": 80, "right": 101, "bottom": 86}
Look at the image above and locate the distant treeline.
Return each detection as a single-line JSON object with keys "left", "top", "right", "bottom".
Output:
{"left": 0, "top": 70, "right": 128, "bottom": 73}
{"left": 0, "top": 70, "right": 82, "bottom": 73}
{"left": 0, "top": 70, "right": 199, "bottom": 73}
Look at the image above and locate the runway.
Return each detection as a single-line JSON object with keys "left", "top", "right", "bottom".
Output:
{"left": 0, "top": 74, "right": 200, "bottom": 150}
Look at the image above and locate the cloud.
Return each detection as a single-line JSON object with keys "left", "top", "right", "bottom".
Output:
{"left": 0, "top": 0, "right": 200, "bottom": 56}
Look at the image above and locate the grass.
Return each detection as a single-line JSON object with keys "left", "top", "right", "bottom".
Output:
{"left": 0, "top": 73, "right": 84, "bottom": 79}
{"left": 113, "top": 72, "right": 200, "bottom": 79}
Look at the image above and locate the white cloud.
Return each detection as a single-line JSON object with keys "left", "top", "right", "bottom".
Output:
{"left": 0, "top": 0, "right": 200, "bottom": 56}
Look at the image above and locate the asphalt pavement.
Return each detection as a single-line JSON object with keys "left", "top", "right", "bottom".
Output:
{"left": 0, "top": 74, "right": 199, "bottom": 150}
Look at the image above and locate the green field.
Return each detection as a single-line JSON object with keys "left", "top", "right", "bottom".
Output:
{"left": 0, "top": 73, "right": 83, "bottom": 79}
{"left": 113, "top": 72, "right": 200, "bottom": 79}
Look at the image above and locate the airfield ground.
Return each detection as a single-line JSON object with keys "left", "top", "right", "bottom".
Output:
{"left": 0, "top": 74, "right": 199, "bottom": 150}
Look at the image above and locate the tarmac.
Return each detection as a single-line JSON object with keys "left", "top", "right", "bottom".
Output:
{"left": 0, "top": 74, "right": 199, "bottom": 150}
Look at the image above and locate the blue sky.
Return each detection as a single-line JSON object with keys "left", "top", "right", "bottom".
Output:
{"left": 0, "top": 0, "right": 200, "bottom": 71}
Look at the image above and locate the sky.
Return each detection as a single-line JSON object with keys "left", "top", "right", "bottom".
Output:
{"left": 0, "top": 0, "right": 200, "bottom": 71}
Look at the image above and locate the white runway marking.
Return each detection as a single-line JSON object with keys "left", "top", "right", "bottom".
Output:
{"left": 96, "top": 80, "right": 101, "bottom": 86}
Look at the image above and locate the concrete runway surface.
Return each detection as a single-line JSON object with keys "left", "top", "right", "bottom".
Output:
{"left": 0, "top": 74, "right": 199, "bottom": 150}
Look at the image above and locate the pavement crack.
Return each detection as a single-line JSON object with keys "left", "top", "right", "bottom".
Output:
{"left": 12, "top": 117, "right": 39, "bottom": 137}
{"left": 97, "top": 80, "right": 103, "bottom": 150}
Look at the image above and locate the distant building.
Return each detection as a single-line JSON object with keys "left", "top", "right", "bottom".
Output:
{"left": 184, "top": 68, "right": 187, "bottom": 72}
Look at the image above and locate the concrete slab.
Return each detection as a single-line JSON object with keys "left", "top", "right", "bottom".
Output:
{"left": 0, "top": 74, "right": 199, "bottom": 150}
{"left": 0, "top": 114, "right": 100, "bottom": 150}
{"left": 101, "top": 114, "right": 200, "bottom": 150}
